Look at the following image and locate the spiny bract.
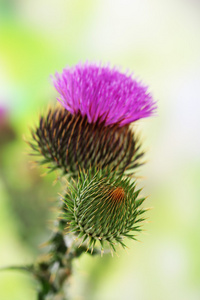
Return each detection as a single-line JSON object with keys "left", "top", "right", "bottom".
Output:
{"left": 29, "top": 106, "right": 143, "bottom": 177}
{"left": 62, "top": 168, "right": 146, "bottom": 252}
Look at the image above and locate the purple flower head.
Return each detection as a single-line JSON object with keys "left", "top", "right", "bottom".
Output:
{"left": 53, "top": 63, "right": 156, "bottom": 126}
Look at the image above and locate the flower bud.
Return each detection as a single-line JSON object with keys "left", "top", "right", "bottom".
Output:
{"left": 63, "top": 169, "right": 145, "bottom": 252}
{"left": 29, "top": 107, "right": 143, "bottom": 177}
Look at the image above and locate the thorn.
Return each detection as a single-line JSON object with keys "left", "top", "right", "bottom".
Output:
{"left": 110, "top": 249, "right": 114, "bottom": 257}
{"left": 124, "top": 246, "right": 130, "bottom": 255}
{"left": 115, "top": 251, "right": 119, "bottom": 258}
{"left": 39, "top": 241, "right": 50, "bottom": 248}
{"left": 144, "top": 207, "right": 153, "bottom": 211}
{"left": 40, "top": 172, "right": 48, "bottom": 177}
{"left": 53, "top": 178, "right": 58, "bottom": 186}
{"left": 78, "top": 241, "right": 83, "bottom": 248}
{"left": 58, "top": 192, "right": 64, "bottom": 198}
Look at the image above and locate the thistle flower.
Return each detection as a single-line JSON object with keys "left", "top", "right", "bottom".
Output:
{"left": 54, "top": 63, "right": 156, "bottom": 126}
{"left": 27, "top": 62, "right": 156, "bottom": 253}
{"left": 29, "top": 106, "right": 143, "bottom": 176}
{"left": 29, "top": 63, "right": 157, "bottom": 176}
{"left": 63, "top": 168, "right": 145, "bottom": 252}
{"left": 12, "top": 63, "right": 156, "bottom": 300}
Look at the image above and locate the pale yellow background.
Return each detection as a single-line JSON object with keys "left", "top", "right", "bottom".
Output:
{"left": 0, "top": 0, "right": 200, "bottom": 299}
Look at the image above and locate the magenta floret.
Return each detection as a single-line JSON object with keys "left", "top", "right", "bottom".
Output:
{"left": 53, "top": 63, "right": 156, "bottom": 126}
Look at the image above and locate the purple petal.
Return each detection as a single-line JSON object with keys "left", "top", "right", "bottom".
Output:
{"left": 53, "top": 63, "right": 157, "bottom": 126}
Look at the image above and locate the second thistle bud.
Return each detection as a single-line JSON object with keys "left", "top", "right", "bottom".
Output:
{"left": 62, "top": 169, "right": 146, "bottom": 252}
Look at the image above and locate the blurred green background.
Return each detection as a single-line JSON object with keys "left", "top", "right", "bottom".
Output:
{"left": 0, "top": 0, "right": 200, "bottom": 299}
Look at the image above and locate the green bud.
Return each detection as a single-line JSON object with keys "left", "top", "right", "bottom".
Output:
{"left": 62, "top": 168, "right": 146, "bottom": 252}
